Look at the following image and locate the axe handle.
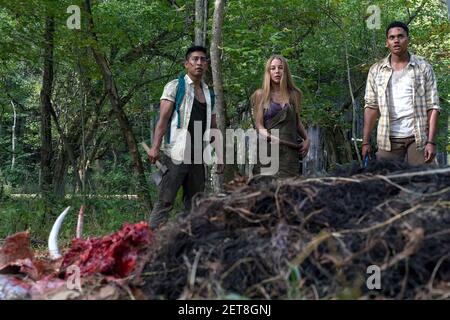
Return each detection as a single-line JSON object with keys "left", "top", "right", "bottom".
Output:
{"left": 141, "top": 141, "right": 151, "bottom": 154}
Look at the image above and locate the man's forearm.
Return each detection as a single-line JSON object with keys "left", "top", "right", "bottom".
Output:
{"left": 151, "top": 122, "right": 168, "bottom": 150}
{"left": 427, "top": 109, "right": 439, "bottom": 142}
{"left": 363, "top": 107, "right": 379, "bottom": 143}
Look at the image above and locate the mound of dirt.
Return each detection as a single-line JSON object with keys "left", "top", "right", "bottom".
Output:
{"left": 141, "top": 163, "right": 450, "bottom": 299}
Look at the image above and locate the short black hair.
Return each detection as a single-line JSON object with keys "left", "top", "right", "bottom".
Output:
{"left": 185, "top": 45, "right": 207, "bottom": 60}
{"left": 386, "top": 21, "right": 409, "bottom": 37}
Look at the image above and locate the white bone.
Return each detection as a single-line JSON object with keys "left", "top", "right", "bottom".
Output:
{"left": 48, "top": 206, "right": 71, "bottom": 260}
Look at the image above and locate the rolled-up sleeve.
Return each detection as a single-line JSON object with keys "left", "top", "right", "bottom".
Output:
{"left": 424, "top": 64, "right": 440, "bottom": 112}
{"left": 160, "top": 79, "right": 178, "bottom": 102}
{"left": 364, "top": 65, "right": 379, "bottom": 110}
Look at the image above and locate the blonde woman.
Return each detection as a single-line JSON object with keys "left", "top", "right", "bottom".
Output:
{"left": 251, "top": 55, "right": 310, "bottom": 178}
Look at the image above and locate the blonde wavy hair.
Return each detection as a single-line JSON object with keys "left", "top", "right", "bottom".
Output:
{"left": 252, "top": 55, "right": 301, "bottom": 119}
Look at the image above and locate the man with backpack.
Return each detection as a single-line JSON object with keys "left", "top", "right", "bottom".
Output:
{"left": 147, "top": 45, "right": 223, "bottom": 229}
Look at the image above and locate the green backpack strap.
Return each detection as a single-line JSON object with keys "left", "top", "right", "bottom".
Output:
{"left": 174, "top": 74, "right": 186, "bottom": 128}
{"left": 164, "top": 76, "right": 215, "bottom": 144}
{"left": 164, "top": 74, "right": 186, "bottom": 144}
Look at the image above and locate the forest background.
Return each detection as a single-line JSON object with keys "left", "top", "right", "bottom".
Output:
{"left": 0, "top": 0, "right": 448, "bottom": 244}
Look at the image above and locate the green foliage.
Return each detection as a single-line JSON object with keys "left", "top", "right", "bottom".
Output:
{"left": 220, "top": 0, "right": 449, "bottom": 136}
{"left": 0, "top": 0, "right": 448, "bottom": 240}
{"left": 0, "top": 197, "right": 147, "bottom": 245}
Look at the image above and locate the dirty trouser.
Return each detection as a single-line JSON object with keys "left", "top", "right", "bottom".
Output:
{"left": 376, "top": 136, "right": 426, "bottom": 166}
{"left": 149, "top": 153, "right": 205, "bottom": 229}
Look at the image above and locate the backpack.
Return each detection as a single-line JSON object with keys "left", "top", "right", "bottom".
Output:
{"left": 154, "top": 74, "right": 215, "bottom": 144}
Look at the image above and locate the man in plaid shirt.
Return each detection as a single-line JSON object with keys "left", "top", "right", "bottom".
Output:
{"left": 362, "top": 21, "right": 440, "bottom": 166}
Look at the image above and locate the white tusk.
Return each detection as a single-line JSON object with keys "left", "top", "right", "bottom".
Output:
{"left": 48, "top": 206, "right": 71, "bottom": 260}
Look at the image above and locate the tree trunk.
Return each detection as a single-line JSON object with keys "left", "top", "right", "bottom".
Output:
{"left": 85, "top": 0, "right": 152, "bottom": 209}
{"left": 436, "top": 105, "right": 448, "bottom": 166}
{"left": 49, "top": 104, "right": 83, "bottom": 196}
{"left": 10, "top": 101, "right": 17, "bottom": 170}
{"left": 53, "top": 145, "right": 69, "bottom": 197}
{"left": 195, "top": 0, "right": 208, "bottom": 46}
{"left": 302, "top": 125, "right": 322, "bottom": 176}
{"left": 323, "top": 126, "right": 353, "bottom": 170}
{"left": 211, "top": 0, "right": 229, "bottom": 188}
{"left": 40, "top": 16, "right": 55, "bottom": 207}
{"left": 345, "top": 42, "right": 362, "bottom": 165}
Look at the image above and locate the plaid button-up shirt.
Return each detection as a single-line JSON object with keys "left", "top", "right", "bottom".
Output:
{"left": 364, "top": 53, "right": 440, "bottom": 151}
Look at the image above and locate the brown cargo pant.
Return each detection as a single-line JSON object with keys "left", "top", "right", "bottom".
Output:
{"left": 376, "top": 136, "right": 426, "bottom": 166}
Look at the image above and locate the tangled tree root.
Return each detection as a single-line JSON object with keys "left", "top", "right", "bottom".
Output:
{"left": 141, "top": 162, "right": 450, "bottom": 300}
